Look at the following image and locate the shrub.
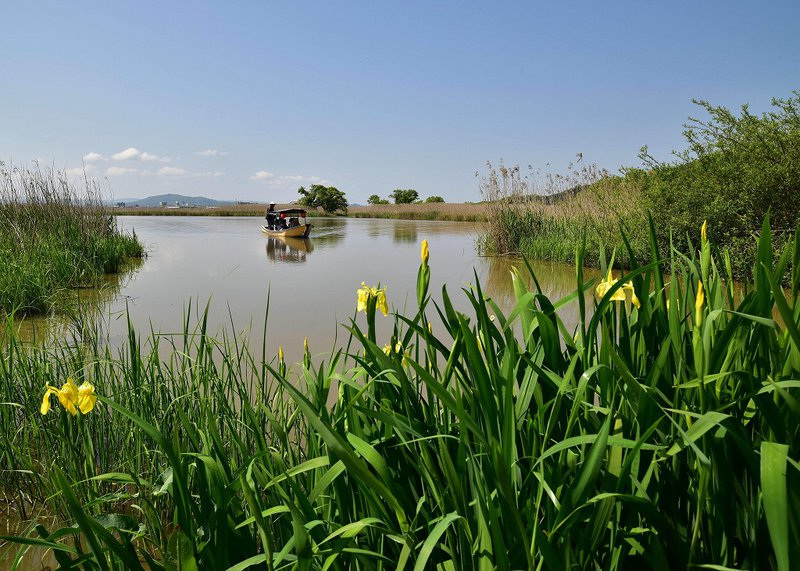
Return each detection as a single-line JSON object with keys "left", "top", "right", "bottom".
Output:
{"left": 636, "top": 92, "right": 800, "bottom": 273}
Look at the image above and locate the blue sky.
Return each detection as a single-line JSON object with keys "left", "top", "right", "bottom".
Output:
{"left": 1, "top": 1, "right": 797, "bottom": 203}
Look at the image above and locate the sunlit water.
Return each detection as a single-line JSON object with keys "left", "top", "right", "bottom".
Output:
{"left": 17, "top": 216, "right": 599, "bottom": 364}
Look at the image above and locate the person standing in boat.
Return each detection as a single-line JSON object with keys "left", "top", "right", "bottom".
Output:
{"left": 266, "top": 201, "right": 276, "bottom": 229}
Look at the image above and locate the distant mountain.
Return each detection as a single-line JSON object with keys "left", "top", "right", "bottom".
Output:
{"left": 112, "top": 194, "right": 235, "bottom": 207}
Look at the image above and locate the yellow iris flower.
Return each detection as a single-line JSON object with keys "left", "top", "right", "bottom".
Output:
{"left": 382, "top": 342, "right": 402, "bottom": 356}
{"left": 695, "top": 281, "right": 705, "bottom": 326}
{"left": 421, "top": 240, "right": 429, "bottom": 265}
{"left": 595, "top": 270, "right": 640, "bottom": 309}
{"left": 595, "top": 270, "right": 625, "bottom": 302}
{"left": 623, "top": 282, "right": 641, "bottom": 309}
{"left": 40, "top": 378, "right": 96, "bottom": 416}
{"left": 701, "top": 220, "right": 707, "bottom": 242}
{"left": 383, "top": 342, "right": 407, "bottom": 366}
{"left": 357, "top": 283, "right": 370, "bottom": 313}
{"left": 375, "top": 290, "right": 388, "bottom": 316}
{"left": 357, "top": 282, "right": 388, "bottom": 316}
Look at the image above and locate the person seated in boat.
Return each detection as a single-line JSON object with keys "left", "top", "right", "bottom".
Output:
{"left": 288, "top": 217, "right": 299, "bottom": 228}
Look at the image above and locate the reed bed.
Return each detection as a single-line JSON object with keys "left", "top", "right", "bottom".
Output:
{"left": 347, "top": 203, "right": 487, "bottom": 222}
{"left": 1, "top": 218, "right": 799, "bottom": 569}
{"left": 115, "top": 203, "right": 273, "bottom": 216}
{"left": 116, "top": 202, "right": 488, "bottom": 222}
{"left": 0, "top": 163, "right": 144, "bottom": 315}
{"left": 478, "top": 159, "right": 647, "bottom": 266}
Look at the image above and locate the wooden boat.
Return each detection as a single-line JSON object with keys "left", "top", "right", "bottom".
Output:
{"left": 261, "top": 208, "right": 312, "bottom": 237}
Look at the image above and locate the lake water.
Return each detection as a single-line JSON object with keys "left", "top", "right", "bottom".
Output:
{"left": 20, "top": 216, "right": 597, "bottom": 364}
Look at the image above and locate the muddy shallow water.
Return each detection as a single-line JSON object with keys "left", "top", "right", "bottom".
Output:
{"left": 18, "top": 216, "right": 598, "bottom": 363}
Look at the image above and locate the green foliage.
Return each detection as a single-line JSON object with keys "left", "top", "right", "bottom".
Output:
{"left": 425, "top": 195, "right": 445, "bottom": 203}
{"left": 2, "top": 219, "right": 800, "bottom": 569}
{"left": 389, "top": 188, "right": 419, "bottom": 204}
{"left": 634, "top": 91, "right": 800, "bottom": 273}
{"left": 367, "top": 194, "right": 389, "bottom": 205}
{"left": 0, "top": 164, "right": 144, "bottom": 315}
{"left": 297, "top": 184, "right": 349, "bottom": 214}
{"left": 482, "top": 91, "right": 800, "bottom": 277}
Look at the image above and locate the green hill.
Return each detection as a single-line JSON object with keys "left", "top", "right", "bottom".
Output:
{"left": 114, "top": 194, "right": 233, "bottom": 207}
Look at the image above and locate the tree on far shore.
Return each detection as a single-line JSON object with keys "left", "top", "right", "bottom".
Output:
{"left": 389, "top": 189, "right": 419, "bottom": 204}
{"left": 297, "top": 185, "right": 348, "bottom": 214}
{"left": 368, "top": 194, "right": 389, "bottom": 205}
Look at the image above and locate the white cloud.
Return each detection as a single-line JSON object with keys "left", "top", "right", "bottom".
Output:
{"left": 192, "top": 171, "right": 225, "bottom": 178}
{"left": 111, "top": 147, "right": 141, "bottom": 161}
{"left": 105, "top": 166, "right": 138, "bottom": 176}
{"left": 278, "top": 175, "right": 323, "bottom": 186}
{"left": 83, "top": 152, "right": 105, "bottom": 162}
{"left": 250, "top": 170, "right": 274, "bottom": 181}
{"left": 158, "top": 166, "right": 188, "bottom": 176}
{"left": 250, "top": 170, "right": 328, "bottom": 189}
{"left": 277, "top": 175, "right": 307, "bottom": 183}
{"left": 140, "top": 152, "right": 170, "bottom": 163}
{"left": 64, "top": 165, "right": 96, "bottom": 177}
{"left": 196, "top": 149, "right": 227, "bottom": 157}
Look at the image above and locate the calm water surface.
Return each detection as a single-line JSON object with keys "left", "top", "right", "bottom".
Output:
{"left": 24, "top": 216, "right": 598, "bottom": 363}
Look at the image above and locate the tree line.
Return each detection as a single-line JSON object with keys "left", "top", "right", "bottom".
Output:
{"left": 296, "top": 184, "right": 444, "bottom": 214}
{"left": 368, "top": 189, "right": 444, "bottom": 205}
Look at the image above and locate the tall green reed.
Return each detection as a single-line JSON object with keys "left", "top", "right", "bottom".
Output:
{"left": 0, "top": 163, "right": 143, "bottom": 315}
{"left": 477, "top": 158, "right": 648, "bottom": 268}
{"left": 1, "top": 216, "right": 799, "bottom": 569}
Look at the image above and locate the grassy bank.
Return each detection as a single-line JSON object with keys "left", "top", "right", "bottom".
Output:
{"left": 347, "top": 202, "right": 487, "bottom": 222}
{"left": 2, "top": 220, "right": 799, "bottom": 569}
{"left": 115, "top": 203, "right": 272, "bottom": 216}
{"left": 0, "top": 165, "right": 144, "bottom": 315}
{"left": 481, "top": 92, "right": 800, "bottom": 277}
{"left": 116, "top": 202, "right": 489, "bottom": 222}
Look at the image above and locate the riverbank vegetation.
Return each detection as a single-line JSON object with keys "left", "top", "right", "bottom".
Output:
{"left": 369, "top": 189, "right": 447, "bottom": 205}
{"left": 297, "top": 184, "right": 349, "bottom": 214}
{"left": 348, "top": 202, "right": 486, "bottom": 221}
{"left": 481, "top": 92, "right": 800, "bottom": 277}
{"left": 0, "top": 164, "right": 144, "bottom": 315}
{"left": 115, "top": 202, "right": 489, "bottom": 222}
{"left": 2, "top": 222, "right": 798, "bottom": 569}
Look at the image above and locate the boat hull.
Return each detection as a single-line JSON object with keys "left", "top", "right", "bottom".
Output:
{"left": 261, "top": 224, "right": 312, "bottom": 238}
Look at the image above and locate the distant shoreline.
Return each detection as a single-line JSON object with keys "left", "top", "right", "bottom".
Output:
{"left": 113, "top": 202, "right": 488, "bottom": 222}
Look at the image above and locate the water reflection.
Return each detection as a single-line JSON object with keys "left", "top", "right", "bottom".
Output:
{"left": 392, "top": 224, "right": 418, "bottom": 244}
{"left": 266, "top": 236, "right": 314, "bottom": 264}
{"left": 2, "top": 257, "right": 144, "bottom": 345}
